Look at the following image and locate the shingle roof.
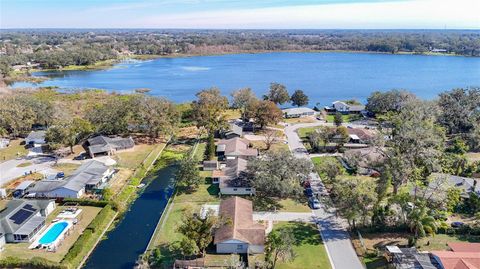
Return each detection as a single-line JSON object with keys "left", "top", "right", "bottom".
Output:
{"left": 214, "top": 197, "right": 264, "bottom": 245}
{"left": 216, "top": 138, "right": 258, "bottom": 157}
{"left": 28, "top": 160, "right": 110, "bottom": 194}
{"left": 449, "top": 243, "right": 480, "bottom": 253}
{"left": 0, "top": 199, "right": 53, "bottom": 235}
{"left": 282, "top": 107, "right": 315, "bottom": 116}
{"left": 217, "top": 159, "right": 251, "bottom": 189}
{"left": 87, "top": 136, "right": 134, "bottom": 154}
{"left": 25, "top": 131, "right": 46, "bottom": 141}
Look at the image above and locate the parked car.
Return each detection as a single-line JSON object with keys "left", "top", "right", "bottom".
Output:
{"left": 451, "top": 221, "right": 465, "bottom": 228}
{"left": 304, "top": 188, "right": 314, "bottom": 197}
{"left": 303, "top": 180, "right": 311, "bottom": 189}
{"left": 57, "top": 172, "right": 65, "bottom": 178}
{"left": 74, "top": 152, "right": 88, "bottom": 160}
{"left": 308, "top": 197, "right": 321, "bottom": 209}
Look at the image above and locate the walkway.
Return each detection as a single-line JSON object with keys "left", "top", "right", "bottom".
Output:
{"left": 284, "top": 121, "right": 363, "bottom": 269}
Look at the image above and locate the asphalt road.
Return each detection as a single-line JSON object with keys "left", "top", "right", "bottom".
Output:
{"left": 285, "top": 121, "right": 364, "bottom": 269}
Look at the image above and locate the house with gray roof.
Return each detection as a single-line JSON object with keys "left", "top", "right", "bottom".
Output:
{"left": 27, "top": 160, "right": 114, "bottom": 198}
{"left": 0, "top": 199, "right": 55, "bottom": 243}
{"left": 412, "top": 173, "right": 479, "bottom": 201}
{"left": 25, "top": 131, "right": 46, "bottom": 145}
{"left": 84, "top": 136, "right": 135, "bottom": 158}
{"left": 219, "top": 123, "right": 243, "bottom": 139}
{"left": 212, "top": 158, "right": 254, "bottom": 195}
{"left": 282, "top": 107, "right": 316, "bottom": 118}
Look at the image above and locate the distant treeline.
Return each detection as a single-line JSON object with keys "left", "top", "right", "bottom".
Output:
{"left": 1, "top": 29, "right": 479, "bottom": 75}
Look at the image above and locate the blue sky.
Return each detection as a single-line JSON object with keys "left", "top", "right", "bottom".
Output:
{"left": 1, "top": 0, "right": 479, "bottom": 29}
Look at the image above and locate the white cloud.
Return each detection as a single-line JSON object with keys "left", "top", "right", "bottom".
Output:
{"left": 133, "top": 0, "right": 480, "bottom": 29}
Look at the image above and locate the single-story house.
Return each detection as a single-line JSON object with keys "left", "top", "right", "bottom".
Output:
{"left": 0, "top": 199, "right": 55, "bottom": 243}
{"left": 218, "top": 123, "right": 243, "bottom": 139}
{"left": 0, "top": 138, "right": 9, "bottom": 149}
{"left": 214, "top": 197, "right": 265, "bottom": 254}
{"left": 84, "top": 136, "right": 135, "bottom": 158}
{"left": 347, "top": 128, "right": 375, "bottom": 144}
{"left": 213, "top": 158, "right": 254, "bottom": 195}
{"left": 203, "top": 160, "right": 219, "bottom": 171}
{"left": 385, "top": 246, "right": 439, "bottom": 269}
{"left": 325, "top": 101, "right": 365, "bottom": 114}
{"left": 25, "top": 131, "right": 46, "bottom": 145}
{"left": 414, "top": 173, "right": 480, "bottom": 199}
{"left": 282, "top": 107, "right": 316, "bottom": 118}
{"left": 27, "top": 160, "right": 114, "bottom": 198}
{"left": 431, "top": 242, "right": 480, "bottom": 269}
{"left": 216, "top": 138, "right": 258, "bottom": 160}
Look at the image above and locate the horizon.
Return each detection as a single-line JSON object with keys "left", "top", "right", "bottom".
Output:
{"left": 1, "top": 0, "right": 479, "bottom": 29}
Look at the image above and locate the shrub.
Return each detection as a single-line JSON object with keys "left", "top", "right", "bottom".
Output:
{"left": 86, "top": 205, "right": 113, "bottom": 233}
{"left": 60, "top": 198, "right": 109, "bottom": 207}
{"left": 0, "top": 256, "right": 66, "bottom": 269}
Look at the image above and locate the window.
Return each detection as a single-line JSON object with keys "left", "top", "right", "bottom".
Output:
{"left": 237, "top": 245, "right": 243, "bottom": 250}
{"left": 246, "top": 188, "right": 251, "bottom": 191}
{"left": 233, "top": 188, "right": 237, "bottom": 191}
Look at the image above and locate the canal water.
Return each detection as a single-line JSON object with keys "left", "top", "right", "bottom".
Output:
{"left": 83, "top": 165, "right": 176, "bottom": 269}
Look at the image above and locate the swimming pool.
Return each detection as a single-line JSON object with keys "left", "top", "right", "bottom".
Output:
{"left": 39, "top": 221, "right": 69, "bottom": 245}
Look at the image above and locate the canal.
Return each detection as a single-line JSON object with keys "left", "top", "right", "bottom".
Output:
{"left": 83, "top": 165, "right": 176, "bottom": 269}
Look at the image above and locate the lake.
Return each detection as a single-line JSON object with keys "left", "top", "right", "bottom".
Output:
{"left": 13, "top": 52, "right": 480, "bottom": 105}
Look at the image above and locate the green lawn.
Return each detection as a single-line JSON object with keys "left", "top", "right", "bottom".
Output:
{"left": 274, "top": 222, "right": 332, "bottom": 269}
{"left": 52, "top": 163, "right": 81, "bottom": 176}
{"left": 325, "top": 114, "right": 351, "bottom": 123}
{"left": 277, "top": 198, "right": 311, "bottom": 213}
{"left": 0, "top": 139, "right": 28, "bottom": 162}
{"left": 297, "top": 127, "right": 320, "bottom": 139}
{"left": 115, "top": 144, "right": 157, "bottom": 169}
{"left": 311, "top": 156, "right": 347, "bottom": 177}
{"left": 149, "top": 143, "right": 219, "bottom": 246}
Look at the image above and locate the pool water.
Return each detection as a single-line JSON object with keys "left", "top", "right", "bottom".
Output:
{"left": 39, "top": 221, "right": 68, "bottom": 244}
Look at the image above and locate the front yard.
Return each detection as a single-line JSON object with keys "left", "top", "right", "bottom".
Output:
{"left": 0, "top": 139, "right": 28, "bottom": 162}
{"left": 273, "top": 222, "right": 332, "bottom": 269}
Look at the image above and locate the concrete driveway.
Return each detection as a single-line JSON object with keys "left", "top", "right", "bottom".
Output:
{"left": 0, "top": 156, "right": 56, "bottom": 186}
{"left": 284, "top": 121, "right": 363, "bottom": 269}
{"left": 253, "top": 211, "right": 315, "bottom": 222}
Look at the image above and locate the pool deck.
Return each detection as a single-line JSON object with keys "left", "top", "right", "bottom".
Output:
{"left": 29, "top": 220, "right": 73, "bottom": 250}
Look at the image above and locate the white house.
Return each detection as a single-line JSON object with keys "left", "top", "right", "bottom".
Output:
{"left": 0, "top": 138, "right": 9, "bottom": 149}
{"left": 214, "top": 197, "right": 265, "bottom": 254}
{"left": 282, "top": 107, "right": 316, "bottom": 118}
{"left": 27, "top": 160, "right": 114, "bottom": 198}
{"left": 327, "top": 101, "right": 365, "bottom": 114}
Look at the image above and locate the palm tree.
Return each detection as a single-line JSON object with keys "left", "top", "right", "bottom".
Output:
{"left": 408, "top": 205, "right": 437, "bottom": 240}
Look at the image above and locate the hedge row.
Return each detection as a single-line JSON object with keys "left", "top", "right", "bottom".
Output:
{"left": 0, "top": 256, "right": 67, "bottom": 269}
{"left": 61, "top": 205, "right": 114, "bottom": 267}
{"left": 60, "top": 198, "right": 109, "bottom": 207}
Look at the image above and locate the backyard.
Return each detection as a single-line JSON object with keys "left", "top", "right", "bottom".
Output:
{"left": 1, "top": 205, "right": 102, "bottom": 263}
